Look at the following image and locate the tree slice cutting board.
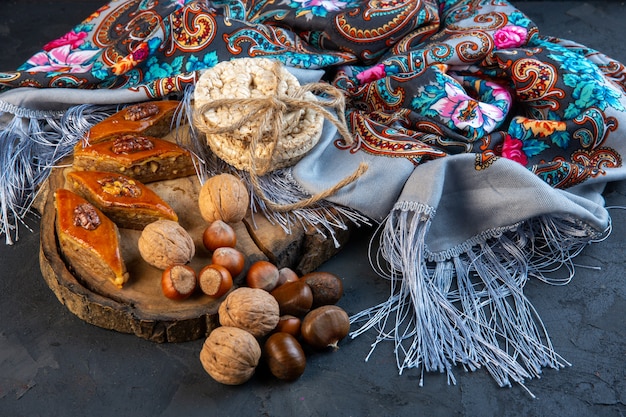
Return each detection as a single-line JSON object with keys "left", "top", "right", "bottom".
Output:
{"left": 38, "top": 159, "right": 352, "bottom": 343}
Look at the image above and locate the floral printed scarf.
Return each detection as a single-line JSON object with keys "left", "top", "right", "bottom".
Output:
{"left": 2, "top": 0, "right": 626, "bottom": 394}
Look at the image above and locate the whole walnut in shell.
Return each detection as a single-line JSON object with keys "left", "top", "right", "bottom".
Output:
{"left": 200, "top": 326, "right": 261, "bottom": 385}
{"left": 138, "top": 219, "right": 195, "bottom": 270}
{"left": 198, "top": 173, "right": 249, "bottom": 223}
{"left": 218, "top": 287, "right": 280, "bottom": 337}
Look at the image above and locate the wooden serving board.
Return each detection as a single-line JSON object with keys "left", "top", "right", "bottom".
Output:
{"left": 38, "top": 160, "right": 351, "bottom": 343}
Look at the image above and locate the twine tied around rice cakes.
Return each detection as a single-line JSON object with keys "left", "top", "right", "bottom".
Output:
{"left": 192, "top": 58, "right": 367, "bottom": 212}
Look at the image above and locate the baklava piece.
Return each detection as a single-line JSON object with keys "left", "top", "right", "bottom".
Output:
{"left": 66, "top": 170, "right": 178, "bottom": 229}
{"left": 54, "top": 189, "right": 129, "bottom": 289}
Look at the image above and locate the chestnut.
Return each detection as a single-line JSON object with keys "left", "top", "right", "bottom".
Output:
{"left": 300, "top": 305, "right": 350, "bottom": 350}
{"left": 270, "top": 279, "right": 313, "bottom": 317}
{"left": 301, "top": 271, "right": 344, "bottom": 307}
{"left": 198, "top": 264, "right": 233, "bottom": 298}
{"left": 275, "top": 315, "right": 301, "bottom": 338}
{"left": 202, "top": 220, "right": 237, "bottom": 251}
{"left": 246, "top": 260, "right": 279, "bottom": 291}
{"left": 161, "top": 264, "right": 197, "bottom": 300}
{"left": 212, "top": 246, "right": 245, "bottom": 277}
{"left": 264, "top": 332, "right": 306, "bottom": 381}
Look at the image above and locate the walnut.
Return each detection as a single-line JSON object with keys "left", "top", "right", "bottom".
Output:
{"left": 198, "top": 173, "right": 249, "bottom": 223}
{"left": 98, "top": 176, "right": 142, "bottom": 198}
{"left": 111, "top": 135, "right": 155, "bottom": 154}
{"left": 124, "top": 102, "right": 159, "bottom": 121}
{"left": 73, "top": 203, "right": 101, "bottom": 230}
{"left": 218, "top": 287, "right": 280, "bottom": 338}
{"left": 199, "top": 326, "right": 261, "bottom": 385}
{"left": 138, "top": 219, "right": 195, "bottom": 270}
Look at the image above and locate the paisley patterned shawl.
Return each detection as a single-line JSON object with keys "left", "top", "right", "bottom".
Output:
{"left": 2, "top": 0, "right": 626, "bottom": 393}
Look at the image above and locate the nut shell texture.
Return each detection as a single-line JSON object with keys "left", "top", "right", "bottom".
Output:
{"left": 198, "top": 174, "right": 249, "bottom": 223}
{"left": 218, "top": 287, "right": 280, "bottom": 337}
{"left": 200, "top": 326, "right": 261, "bottom": 385}
{"left": 138, "top": 219, "right": 195, "bottom": 270}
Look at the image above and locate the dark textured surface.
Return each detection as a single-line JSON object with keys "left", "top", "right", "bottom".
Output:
{"left": 1, "top": 2, "right": 625, "bottom": 416}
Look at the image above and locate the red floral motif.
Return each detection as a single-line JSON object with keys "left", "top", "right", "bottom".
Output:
{"left": 501, "top": 134, "right": 528, "bottom": 166}
{"left": 493, "top": 25, "right": 527, "bottom": 49}
{"left": 131, "top": 42, "right": 150, "bottom": 62}
{"left": 356, "top": 64, "right": 386, "bottom": 84}
{"left": 42, "top": 31, "right": 88, "bottom": 51}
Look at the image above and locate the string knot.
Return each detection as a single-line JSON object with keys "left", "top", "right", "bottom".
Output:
{"left": 193, "top": 57, "right": 367, "bottom": 212}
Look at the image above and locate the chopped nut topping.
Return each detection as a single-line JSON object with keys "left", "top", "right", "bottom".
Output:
{"left": 73, "top": 203, "right": 101, "bottom": 230}
{"left": 98, "top": 176, "right": 142, "bottom": 198}
{"left": 111, "top": 135, "right": 154, "bottom": 154}
{"left": 124, "top": 102, "right": 159, "bottom": 121}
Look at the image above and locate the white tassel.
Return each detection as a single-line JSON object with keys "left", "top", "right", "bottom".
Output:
{"left": 350, "top": 203, "right": 605, "bottom": 396}
{"left": 0, "top": 103, "right": 116, "bottom": 244}
{"left": 176, "top": 86, "right": 371, "bottom": 247}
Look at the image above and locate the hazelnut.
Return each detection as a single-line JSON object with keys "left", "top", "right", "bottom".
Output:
{"left": 161, "top": 264, "right": 197, "bottom": 300}
{"left": 202, "top": 220, "right": 237, "bottom": 251}
{"left": 198, "top": 264, "right": 233, "bottom": 298}
{"left": 276, "top": 267, "right": 299, "bottom": 287}
{"left": 246, "top": 260, "right": 279, "bottom": 291}
{"left": 211, "top": 246, "right": 245, "bottom": 277}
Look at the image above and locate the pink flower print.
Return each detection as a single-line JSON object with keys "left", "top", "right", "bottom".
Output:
{"left": 493, "top": 25, "right": 528, "bottom": 49}
{"left": 431, "top": 82, "right": 505, "bottom": 132}
{"left": 132, "top": 42, "right": 150, "bottom": 62}
{"left": 42, "top": 31, "right": 88, "bottom": 51}
{"left": 486, "top": 81, "right": 512, "bottom": 104}
{"left": 501, "top": 134, "right": 528, "bottom": 166}
{"left": 292, "top": 0, "right": 350, "bottom": 12}
{"left": 25, "top": 44, "right": 99, "bottom": 73}
{"left": 356, "top": 64, "right": 386, "bottom": 84}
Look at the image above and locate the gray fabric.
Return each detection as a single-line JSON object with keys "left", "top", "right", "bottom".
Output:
{"left": 393, "top": 154, "right": 609, "bottom": 257}
{"left": 0, "top": 87, "right": 150, "bottom": 113}
{"left": 292, "top": 120, "right": 415, "bottom": 222}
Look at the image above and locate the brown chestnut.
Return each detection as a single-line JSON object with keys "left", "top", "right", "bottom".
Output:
{"left": 212, "top": 246, "right": 245, "bottom": 277}
{"left": 246, "top": 260, "right": 279, "bottom": 291}
{"left": 275, "top": 315, "right": 301, "bottom": 338}
{"left": 198, "top": 264, "right": 233, "bottom": 298}
{"left": 301, "top": 271, "right": 344, "bottom": 307}
{"left": 264, "top": 332, "right": 306, "bottom": 381}
{"left": 300, "top": 305, "right": 350, "bottom": 350}
{"left": 161, "top": 264, "right": 197, "bottom": 300}
{"left": 270, "top": 279, "right": 313, "bottom": 317}
{"left": 202, "top": 220, "right": 237, "bottom": 251}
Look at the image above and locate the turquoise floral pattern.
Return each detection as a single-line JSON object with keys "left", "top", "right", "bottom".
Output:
{"left": 21, "top": 28, "right": 99, "bottom": 74}
{"left": 288, "top": 0, "right": 359, "bottom": 17}
{"left": 185, "top": 51, "right": 219, "bottom": 72}
{"left": 1, "top": 0, "right": 625, "bottom": 190}
{"left": 430, "top": 82, "right": 507, "bottom": 137}
{"left": 410, "top": 69, "right": 511, "bottom": 141}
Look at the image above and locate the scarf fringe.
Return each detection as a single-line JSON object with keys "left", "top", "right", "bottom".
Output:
{"left": 350, "top": 203, "right": 608, "bottom": 397}
{"left": 177, "top": 87, "right": 371, "bottom": 247}
{"left": 0, "top": 102, "right": 117, "bottom": 244}
{"left": 0, "top": 90, "right": 368, "bottom": 246}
